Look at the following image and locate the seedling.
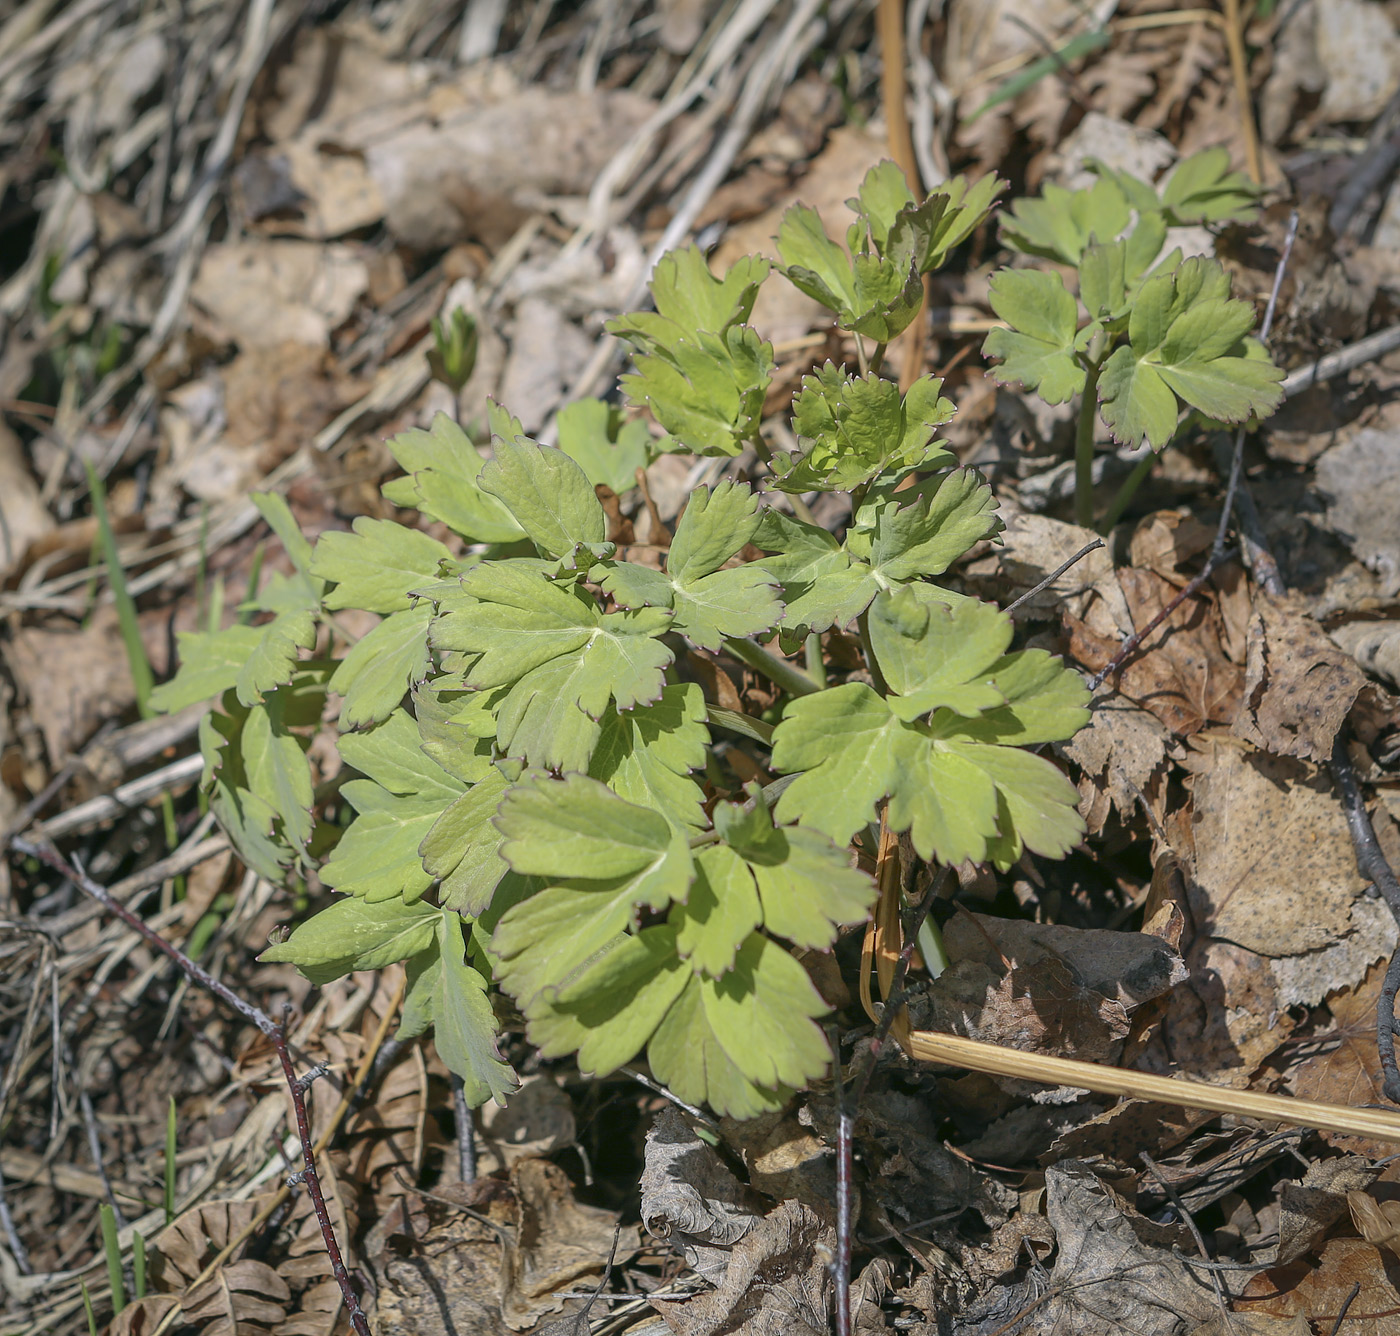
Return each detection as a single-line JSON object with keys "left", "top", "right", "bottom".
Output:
{"left": 153, "top": 164, "right": 1093, "bottom": 1119}
{"left": 982, "top": 147, "right": 1283, "bottom": 528}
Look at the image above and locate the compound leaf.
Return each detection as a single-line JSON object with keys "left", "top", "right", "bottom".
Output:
{"left": 420, "top": 769, "right": 512, "bottom": 916}
{"left": 479, "top": 434, "right": 607, "bottom": 559}
{"left": 774, "top": 364, "right": 955, "bottom": 493}
{"left": 526, "top": 925, "right": 690, "bottom": 1079}
{"left": 589, "top": 684, "right": 709, "bottom": 832}
{"left": 330, "top": 604, "right": 433, "bottom": 729}
{"left": 555, "top": 397, "right": 653, "bottom": 495}
{"left": 435, "top": 910, "right": 518, "bottom": 1105}
{"left": 149, "top": 624, "right": 265, "bottom": 714}
{"left": 312, "top": 518, "right": 454, "bottom": 614}
{"left": 983, "top": 269, "right": 1085, "bottom": 404}
{"left": 260, "top": 895, "right": 439, "bottom": 985}
{"left": 647, "top": 974, "right": 788, "bottom": 1119}
{"left": 381, "top": 412, "right": 525, "bottom": 544}
{"left": 672, "top": 844, "right": 762, "bottom": 976}
{"left": 868, "top": 584, "right": 1011, "bottom": 719}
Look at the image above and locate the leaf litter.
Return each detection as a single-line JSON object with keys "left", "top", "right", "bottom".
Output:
{"left": 7, "top": 1, "right": 1400, "bottom": 1334}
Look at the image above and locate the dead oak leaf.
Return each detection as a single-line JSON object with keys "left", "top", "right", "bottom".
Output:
{"left": 1068, "top": 566, "right": 1244, "bottom": 736}
{"left": 1233, "top": 593, "right": 1366, "bottom": 762}
{"left": 1239, "top": 1237, "right": 1400, "bottom": 1335}
{"left": 1291, "top": 960, "right": 1396, "bottom": 1159}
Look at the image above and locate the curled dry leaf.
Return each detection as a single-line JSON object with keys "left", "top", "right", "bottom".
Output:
{"left": 1332, "top": 619, "right": 1400, "bottom": 691}
{"left": 1349, "top": 1190, "right": 1400, "bottom": 1258}
{"left": 641, "top": 1106, "right": 764, "bottom": 1283}
{"left": 1232, "top": 593, "right": 1366, "bottom": 762}
{"left": 648, "top": 1199, "right": 833, "bottom": 1336}
{"left": 952, "top": 1161, "right": 1217, "bottom": 1336}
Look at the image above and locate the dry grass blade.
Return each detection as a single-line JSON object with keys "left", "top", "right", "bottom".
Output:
{"left": 907, "top": 1031, "right": 1400, "bottom": 1145}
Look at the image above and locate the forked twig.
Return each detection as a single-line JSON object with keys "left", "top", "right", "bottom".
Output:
{"left": 11, "top": 835, "right": 374, "bottom": 1335}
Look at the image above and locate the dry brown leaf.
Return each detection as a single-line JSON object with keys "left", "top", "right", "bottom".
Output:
{"left": 1232, "top": 594, "right": 1366, "bottom": 762}
{"left": 1128, "top": 511, "right": 1216, "bottom": 583}
{"left": 1351, "top": 1190, "right": 1400, "bottom": 1259}
{"left": 953, "top": 1161, "right": 1217, "bottom": 1336}
{"left": 1278, "top": 1156, "right": 1378, "bottom": 1265}
{"left": 911, "top": 914, "right": 1185, "bottom": 1071}
{"left": 190, "top": 240, "right": 369, "bottom": 350}
{"left": 719, "top": 1106, "right": 834, "bottom": 1213}
{"left": 1291, "top": 961, "right": 1396, "bottom": 1158}
{"left": 1190, "top": 1315, "right": 1311, "bottom": 1335}
{"left": 275, "top": 1278, "right": 346, "bottom": 1336}
{"left": 1182, "top": 735, "right": 1365, "bottom": 957}
{"left": 0, "top": 422, "right": 52, "bottom": 580}
{"left": 181, "top": 1258, "right": 290, "bottom": 1335}
{"left": 1068, "top": 567, "right": 1244, "bottom": 736}
{"left": 1156, "top": 937, "right": 1295, "bottom": 1088}
{"left": 1063, "top": 696, "right": 1175, "bottom": 833}
{"left": 4, "top": 605, "right": 138, "bottom": 764}
{"left": 504, "top": 1158, "right": 639, "bottom": 1327}
{"left": 649, "top": 1199, "right": 832, "bottom": 1336}
{"left": 476, "top": 1074, "right": 576, "bottom": 1176}
{"left": 1239, "top": 1237, "right": 1400, "bottom": 1334}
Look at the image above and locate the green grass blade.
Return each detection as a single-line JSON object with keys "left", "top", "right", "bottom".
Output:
{"left": 132, "top": 1232, "right": 147, "bottom": 1300}
{"left": 164, "top": 1096, "right": 177, "bottom": 1224}
{"left": 962, "top": 29, "right": 1111, "bottom": 123}
{"left": 85, "top": 461, "right": 154, "bottom": 717}
{"left": 80, "top": 1280, "right": 99, "bottom": 1336}
{"left": 99, "top": 1202, "right": 126, "bottom": 1315}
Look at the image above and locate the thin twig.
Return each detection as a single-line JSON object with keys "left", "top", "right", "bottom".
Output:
{"left": 1003, "top": 540, "right": 1104, "bottom": 616}
{"left": 1329, "top": 734, "right": 1400, "bottom": 1105}
{"left": 833, "top": 870, "right": 946, "bottom": 1336}
{"left": 451, "top": 1075, "right": 478, "bottom": 1185}
{"left": 1329, "top": 84, "right": 1400, "bottom": 235}
{"left": 0, "top": 1160, "right": 31, "bottom": 1276}
{"left": 1280, "top": 324, "right": 1400, "bottom": 398}
{"left": 1328, "top": 1280, "right": 1363, "bottom": 1336}
{"left": 10, "top": 836, "right": 374, "bottom": 1336}
{"left": 1213, "top": 211, "right": 1299, "bottom": 565}
{"left": 1088, "top": 549, "right": 1237, "bottom": 692}
{"left": 1141, "top": 1152, "right": 1229, "bottom": 1319}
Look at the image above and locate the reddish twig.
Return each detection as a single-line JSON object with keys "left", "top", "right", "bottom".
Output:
{"left": 11, "top": 835, "right": 373, "bottom": 1335}
{"left": 1088, "top": 547, "right": 1237, "bottom": 692}
{"left": 1003, "top": 540, "right": 1105, "bottom": 617}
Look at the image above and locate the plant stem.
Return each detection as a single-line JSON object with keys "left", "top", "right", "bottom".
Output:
{"left": 1074, "top": 360, "right": 1104, "bottom": 529}
{"left": 1097, "top": 448, "right": 1156, "bottom": 534}
{"left": 804, "top": 633, "right": 827, "bottom": 689}
{"left": 723, "top": 638, "right": 822, "bottom": 697}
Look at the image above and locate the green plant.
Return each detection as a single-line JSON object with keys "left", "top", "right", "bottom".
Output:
{"left": 981, "top": 147, "right": 1284, "bottom": 528}
{"left": 152, "top": 164, "right": 1091, "bottom": 1119}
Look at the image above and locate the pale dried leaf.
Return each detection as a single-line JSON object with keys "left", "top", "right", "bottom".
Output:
{"left": 649, "top": 1199, "right": 832, "bottom": 1336}
{"left": 1316, "top": 429, "right": 1400, "bottom": 598}
{"left": 1232, "top": 594, "right": 1365, "bottom": 762}
{"left": 1182, "top": 735, "right": 1365, "bottom": 957}
{"left": 1331, "top": 619, "right": 1400, "bottom": 691}
{"left": 1349, "top": 1191, "right": 1400, "bottom": 1258}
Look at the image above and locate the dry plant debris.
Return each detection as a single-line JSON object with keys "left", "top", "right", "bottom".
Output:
{"left": 7, "top": 2, "right": 1400, "bottom": 1335}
